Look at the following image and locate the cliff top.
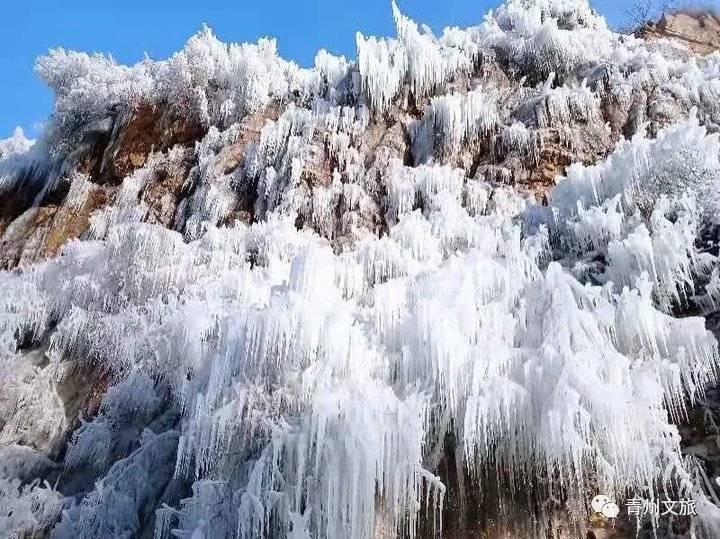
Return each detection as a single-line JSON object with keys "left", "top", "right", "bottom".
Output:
{"left": 636, "top": 8, "right": 720, "bottom": 54}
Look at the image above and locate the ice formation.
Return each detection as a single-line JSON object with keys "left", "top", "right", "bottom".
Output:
{"left": 1, "top": 0, "right": 720, "bottom": 537}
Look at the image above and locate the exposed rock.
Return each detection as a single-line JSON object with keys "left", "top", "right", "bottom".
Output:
{"left": 79, "top": 102, "right": 206, "bottom": 185}
{"left": 301, "top": 132, "right": 335, "bottom": 189}
{"left": 2, "top": 3, "right": 720, "bottom": 538}
{"left": 636, "top": 11, "right": 720, "bottom": 55}
{"left": 140, "top": 148, "right": 196, "bottom": 227}
{"left": 0, "top": 181, "right": 111, "bottom": 269}
{"left": 218, "top": 102, "right": 284, "bottom": 227}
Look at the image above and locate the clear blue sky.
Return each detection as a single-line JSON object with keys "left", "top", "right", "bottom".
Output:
{"left": 1, "top": 0, "right": 628, "bottom": 139}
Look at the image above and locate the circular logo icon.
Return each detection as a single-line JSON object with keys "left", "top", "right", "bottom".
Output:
{"left": 601, "top": 502, "right": 619, "bottom": 518}
{"left": 591, "top": 494, "right": 619, "bottom": 519}
{"left": 591, "top": 495, "right": 612, "bottom": 513}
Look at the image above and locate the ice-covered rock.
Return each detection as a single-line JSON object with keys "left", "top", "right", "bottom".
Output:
{"left": 1, "top": 1, "right": 720, "bottom": 537}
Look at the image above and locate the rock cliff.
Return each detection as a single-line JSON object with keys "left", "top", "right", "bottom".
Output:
{"left": 1, "top": 1, "right": 720, "bottom": 538}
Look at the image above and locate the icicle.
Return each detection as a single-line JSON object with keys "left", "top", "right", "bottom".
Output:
{"left": 413, "top": 86, "right": 499, "bottom": 161}
{"left": 3, "top": 1, "right": 720, "bottom": 537}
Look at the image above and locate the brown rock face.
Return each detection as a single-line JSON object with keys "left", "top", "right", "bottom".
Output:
{"left": 140, "top": 148, "right": 196, "bottom": 227}
{"left": 0, "top": 183, "right": 111, "bottom": 269}
{"left": 302, "top": 135, "right": 336, "bottom": 189}
{"left": 0, "top": 187, "right": 35, "bottom": 239}
{"left": 636, "top": 11, "right": 720, "bottom": 55}
{"left": 78, "top": 103, "right": 206, "bottom": 185}
{"left": 0, "top": 102, "right": 210, "bottom": 268}
{"left": 43, "top": 187, "right": 110, "bottom": 256}
{"left": 219, "top": 102, "right": 284, "bottom": 227}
